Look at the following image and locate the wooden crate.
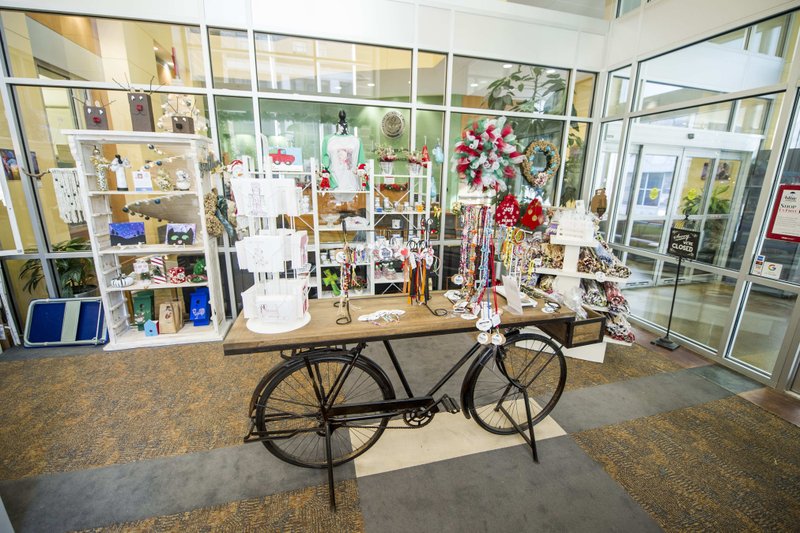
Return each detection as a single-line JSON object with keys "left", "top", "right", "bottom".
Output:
{"left": 539, "top": 307, "right": 605, "bottom": 348}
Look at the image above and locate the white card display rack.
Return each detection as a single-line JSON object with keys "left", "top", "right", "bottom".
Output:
{"left": 234, "top": 156, "right": 311, "bottom": 333}
{"left": 65, "top": 130, "right": 229, "bottom": 350}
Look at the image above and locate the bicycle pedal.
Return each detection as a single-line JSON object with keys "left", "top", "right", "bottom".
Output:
{"left": 437, "top": 395, "right": 461, "bottom": 414}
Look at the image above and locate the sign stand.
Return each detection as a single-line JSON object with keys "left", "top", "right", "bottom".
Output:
{"left": 652, "top": 254, "right": 682, "bottom": 351}
{"left": 653, "top": 217, "right": 700, "bottom": 352}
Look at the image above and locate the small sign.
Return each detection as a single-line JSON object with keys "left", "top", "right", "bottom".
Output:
{"left": 753, "top": 255, "right": 765, "bottom": 276}
{"left": 667, "top": 227, "right": 700, "bottom": 260}
{"left": 132, "top": 170, "right": 153, "bottom": 191}
{"left": 763, "top": 262, "right": 783, "bottom": 280}
{"left": 766, "top": 184, "right": 800, "bottom": 243}
{"left": 501, "top": 275, "right": 524, "bottom": 315}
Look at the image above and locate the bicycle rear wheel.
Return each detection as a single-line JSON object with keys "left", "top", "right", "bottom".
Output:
{"left": 254, "top": 352, "right": 395, "bottom": 468}
{"left": 465, "top": 333, "right": 566, "bottom": 435}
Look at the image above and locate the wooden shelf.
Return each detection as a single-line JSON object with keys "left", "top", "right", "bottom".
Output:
{"left": 106, "top": 280, "right": 208, "bottom": 293}
{"left": 88, "top": 190, "right": 195, "bottom": 197}
{"left": 99, "top": 244, "right": 205, "bottom": 256}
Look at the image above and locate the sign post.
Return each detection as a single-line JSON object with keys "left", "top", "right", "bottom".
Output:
{"left": 652, "top": 221, "right": 700, "bottom": 351}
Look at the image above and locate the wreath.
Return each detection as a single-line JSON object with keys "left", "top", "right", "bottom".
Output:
{"left": 453, "top": 116, "right": 524, "bottom": 192}
{"left": 521, "top": 140, "right": 560, "bottom": 189}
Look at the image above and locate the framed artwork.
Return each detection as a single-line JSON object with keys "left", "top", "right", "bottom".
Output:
{"left": 165, "top": 223, "right": 196, "bottom": 245}
{"left": 109, "top": 222, "right": 146, "bottom": 246}
{"left": 269, "top": 147, "right": 303, "bottom": 172}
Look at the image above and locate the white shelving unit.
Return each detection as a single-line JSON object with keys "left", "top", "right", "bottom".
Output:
{"left": 66, "top": 130, "right": 230, "bottom": 351}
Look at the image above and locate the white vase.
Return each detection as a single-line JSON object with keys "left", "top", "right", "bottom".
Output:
{"left": 380, "top": 161, "right": 394, "bottom": 175}
{"left": 409, "top": 162, "right": 422, "bottom": 176}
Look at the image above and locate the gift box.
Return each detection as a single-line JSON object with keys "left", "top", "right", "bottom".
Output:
{"left": 190, "top": 287, "right": 211, "bottom": 326}
{"left": 150, "top": 255, "right": 167, "bottom": 284}
{"left": 168, "top": 266, "right": 186, "bottom": 284}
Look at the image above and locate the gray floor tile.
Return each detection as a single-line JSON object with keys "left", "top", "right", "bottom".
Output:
{"left": 551, "top": 368, "right": 733, "bottom": 433}
{"left": 688, "top": 364, "right": 763, "bottom": 394}
{"left": 358, "top": 435, "right": 662, "bottom": 533}
{"left": 0, "top": 443, "right": 353, "bottom": 532}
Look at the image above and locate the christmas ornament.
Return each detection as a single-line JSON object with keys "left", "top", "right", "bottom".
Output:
{"left": 453, "top": 116, "right": 524, "bottom": 192}
{"left": 494, "top": 194, "right": 520, "bottom": 227}
{"left": 421, "top": 145, "right": 430, "bottom": 167}
{"left": 521, "top": 140, "right": 560, "bottom": 189}
{"left": 319, "top": 168, "right": 331, "bottom": 190}
{"left": 520, "top": 198, "right": 545, "bottom": 230}
{"left": 357, "top": 163, "right": 369, "bottom": 189}
{"left": 156, "top": 94, "right": 208, "bottom": 133}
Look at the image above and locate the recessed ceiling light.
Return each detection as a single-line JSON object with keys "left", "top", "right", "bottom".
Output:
{"left": 502, "top": 63, "right": 513, "bottom": 69}
{"left": 367, "top": 82, "right": 375, "bottom": 87}
{"left": 153, "top": 46, "right": 159, "bottom": 51}
{"left": 470, "top": 82, "right": 478, "bottom": 87}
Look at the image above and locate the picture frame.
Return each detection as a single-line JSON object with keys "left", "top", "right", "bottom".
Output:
{"left": 109, "top": 222, "right": 146, "bottom": 246}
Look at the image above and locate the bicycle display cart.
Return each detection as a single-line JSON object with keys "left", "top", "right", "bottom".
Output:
{"left": 223, "top": 291, "right": 574, "bottom": 509}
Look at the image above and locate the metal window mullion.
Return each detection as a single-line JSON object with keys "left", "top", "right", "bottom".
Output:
{"left": 606, "top": 116, "right": 632, "bottom": 244}
{"left": 555, "top": 68, "right": 577, "bottom": 205}
{"left": 437, "top": 9, "right": 456, "bottom": 290}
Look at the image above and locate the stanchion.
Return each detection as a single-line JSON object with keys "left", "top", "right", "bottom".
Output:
{"left": 652, "top": 255, "right": 682, "bottom": 351}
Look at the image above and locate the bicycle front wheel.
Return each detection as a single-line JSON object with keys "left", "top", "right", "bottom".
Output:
{"left": 254, "top": 352, "right": 395, "bottom": 468}
{"left": 465, "top": 333, "right": 566, "bottom": 435}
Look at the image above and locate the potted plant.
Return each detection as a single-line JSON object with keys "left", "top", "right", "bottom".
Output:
{"left": 404, "top": 149, "right": 423, "bottom": 176}
{"left": 21, "top": 238, "right": 98, "bottom": 298}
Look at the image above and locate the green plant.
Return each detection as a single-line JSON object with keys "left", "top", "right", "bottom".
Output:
{"left": 680, "top": 184, "right": 731, "bottom": 216}
{"left": 483, "top": 66, "right": 581, "bottom": 206}
{"left": 20, "top": 238, "right": 96, "bottom": 297}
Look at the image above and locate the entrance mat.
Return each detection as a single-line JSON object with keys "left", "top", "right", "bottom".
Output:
{"left": 77, "top": 479, "right": 362, "bottom": 533}
{"left": 0, "top": 343, "right": 281, "bottom": 480}
{"left": 573, "top": 395, "right": 800, "bottom": 531}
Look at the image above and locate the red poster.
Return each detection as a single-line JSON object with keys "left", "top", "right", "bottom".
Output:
{"left": 766, "top": 184, "right": 800, "bottom": 243}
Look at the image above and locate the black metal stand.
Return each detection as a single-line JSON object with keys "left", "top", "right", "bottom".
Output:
{"left": 652, "top": 255, "right": 682, "bottom": 351}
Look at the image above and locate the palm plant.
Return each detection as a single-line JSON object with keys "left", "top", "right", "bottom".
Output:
{"left": 21, "top": 238, "right": 96, "bottom": 297}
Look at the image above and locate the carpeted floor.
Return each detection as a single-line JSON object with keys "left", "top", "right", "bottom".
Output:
{"left": 1, "top": 334, "right": 798, "bottom": 532}
{"left": 0, "top": 343, "right": 281, "bottom": 480}
{"left": 573, "top": 395, "right": 800, "bottom": 532}
{"left": 78, "top": 480, "right": 363, "bottom": 533}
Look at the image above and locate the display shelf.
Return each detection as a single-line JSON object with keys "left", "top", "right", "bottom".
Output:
{"left": 105, "top": 280, "right": 208, "bottom": 293}
{"left": 107, "top": 320, "right": 231, "bottom": 351}
{"left": 320, "top": 262, "right": 370, "bottom": 268}
{"left": 373, "top": 173, "right": 429, "bottom": 179}
{"left": 67, "top": 130, "right": 228, "bottom": 351}
{"left": 99, "top": 244, "right": 205, "bottom": 256}
{"left": 375, "top": 277, "right": 404, "bottom": 284}
{"left": 318, "top": 225, "right": 373, "bottom": 232}
{"left": 533, "top": 267, "right": 627, "bottom": 284}
{"left": 87, "top": 190, "right": 196, "bottom": 197}
{"left": 549, "top": 236, "right": 597, "bottom": 247}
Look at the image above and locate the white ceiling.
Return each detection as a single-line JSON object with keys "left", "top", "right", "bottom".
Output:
{"left": 506, "top": 0, "right": 615, "bottom": 20}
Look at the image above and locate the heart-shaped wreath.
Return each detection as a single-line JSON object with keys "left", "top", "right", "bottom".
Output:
{"left": 521, "top": 140, "right": 561, "bottom": 189}
{"left": 453, "top": 116, "right": 524, "bottom": 192}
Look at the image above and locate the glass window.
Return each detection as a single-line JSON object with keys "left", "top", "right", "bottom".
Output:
{"left": 444, "top": 112, "right": 563, "bottom": 238}
{"left": 0, "top": 97, "right": 36, "bottom": 252}
{"left": 754, "top": 92, "right": 800, "bottom": 286}
{"left": 615, "top": 94, "right": 783, "bottom": 269}
{"left": 417, "top": 51, "right": 447, "bottom": 105}
{"left": 14, "top": 85, "right": 209, "bottom": 249}
{"left": 215, "top": 96, "right": 256, "bottom": 165}
{"left": 728, "top": 284, "right": 797, "bottom": 374}
{"left": 561, "top": 122, "right": 590, "bottom": 206}
{"left": 572, "top": 71, "right": 596, "bottom": 117}
{"left": 625, "top": 253, "right": 736, "bottom": 350}
{"left": 1, "top": 11, "right": 205, "bottom": 87}
{"left": 415, "top": 110, "right": 444, "bottom": 238}
{"left": 3, "top": 258, "right": 49, "bottom": 327}
{"left": 255, "top": 33, "right": 412, "bottom": 102}
{"left": 451, "top": 56, "right": 569, "bottom": 115}
{"left": 209, "top": 28, "right": 251, "bottom": 90}
{"left": 634, "top": 13, "right": 798, "bottom": 112}
{"left": 604, "top": 65, "right": 631, "bottom": 117}
{"left": 617, "top": 0, "right": 641, "bottom": 17}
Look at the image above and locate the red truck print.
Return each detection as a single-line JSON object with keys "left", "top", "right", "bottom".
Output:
{"left": 270, "top": 149, "right": 296, "bottom": 165}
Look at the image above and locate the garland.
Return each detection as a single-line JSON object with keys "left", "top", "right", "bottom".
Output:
{"left": 453, "top": 116, "right": 524, "bottom": 192}
{"left": 521, "top": 140, "right": 560, "bottom": 188}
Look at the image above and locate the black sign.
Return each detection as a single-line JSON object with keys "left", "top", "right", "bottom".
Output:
{"left": 667, "top": 227, "right": 700, "bottom": 260}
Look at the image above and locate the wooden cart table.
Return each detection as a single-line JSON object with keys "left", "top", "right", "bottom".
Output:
{"left": 222, "top": 291, "right": 574, "bottom": 355}
{"left": 222, "top": 291, "right": 575, "bottom": 510}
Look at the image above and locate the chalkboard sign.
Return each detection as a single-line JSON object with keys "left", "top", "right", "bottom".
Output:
{"left": 667, "top": 227, "right": 700, "bottom": 259}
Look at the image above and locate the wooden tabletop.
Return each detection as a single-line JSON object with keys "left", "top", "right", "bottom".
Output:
{"left": 223, "top": 291, "right": 574, "bottom": 355}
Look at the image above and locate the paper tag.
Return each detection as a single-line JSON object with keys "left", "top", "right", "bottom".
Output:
{"left": 491, "top": 332, "right": 506, "bottom": 345}
{"left": 491, "top": 312, "right": 501, "bottom": 327}
{"left": 763, "top": 262, "right": 783, "bottom": 280}
{"left": 476, "top": 317, "right": 492, "bottom": 331}
{"left": 384, "top": 176, "right": 395, "bottom": 185}
{"left": 595, "top": 271, "right": 606, "bottom": 282}
{"left": 451, "top": 274, "right": 464, "bottom": 286}
{"left": 477, "top": 332, "right": 490, "bottom": 345}
{"left": 461, "top": 312, "right": 478, "bottom": 320}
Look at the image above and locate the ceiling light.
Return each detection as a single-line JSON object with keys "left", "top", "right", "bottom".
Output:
{"left": 470, "top": 82, "right": 478, "bottom": 87}
{"left": 502, "top": 63, "right": 513, "bottom": 69}
{"left": 153, "top": 46, "right": 159, "bottom": 51}
{"left": 367, "top": 82, "right": 375, "bottom": 87}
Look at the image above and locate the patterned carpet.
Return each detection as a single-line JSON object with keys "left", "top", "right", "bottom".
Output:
{"left": 573, "top": 395, "right": 800, "bottom": 532}
{"left": 77, "top": 480, "right": 363, "bottom": 533}
{"left": 0, "top": 343, "right": 281, "bottom": 480}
